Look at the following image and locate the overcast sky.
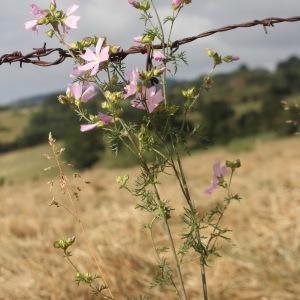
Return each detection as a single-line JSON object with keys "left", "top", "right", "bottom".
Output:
{"left": 0, "top": 0, "right": 300, "bottom": 105}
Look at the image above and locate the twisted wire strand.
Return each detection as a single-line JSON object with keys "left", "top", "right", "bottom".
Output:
{"left": 1, "top": 16, "right": 300, "bottom": 68}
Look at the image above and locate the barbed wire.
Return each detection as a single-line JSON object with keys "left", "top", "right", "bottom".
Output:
{"left": 1, "top": 16, "right": 300, "bottom": 68}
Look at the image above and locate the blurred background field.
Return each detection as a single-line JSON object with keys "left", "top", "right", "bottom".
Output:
{"left": 0, "top": 57, "right": 299, "bottom": 299}
{"left": 0, "top": 136, "right": 299, "bottom": 300}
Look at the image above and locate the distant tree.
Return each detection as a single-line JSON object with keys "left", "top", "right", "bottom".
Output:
{"left": 19, "top": 95, "right": 105, "bottom": 169}
{"left": 201, "top": 100, "right": 236, "bottom": 144}
{"left": 64, "top": 128, "right": 105, "bottom": 169}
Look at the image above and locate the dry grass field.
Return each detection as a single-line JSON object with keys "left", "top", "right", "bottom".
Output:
{"left": 0, "top": 136, "right": 299, "bottom": 300}
{"left": 0, "top": 107, "right": 35, "bottom": 144}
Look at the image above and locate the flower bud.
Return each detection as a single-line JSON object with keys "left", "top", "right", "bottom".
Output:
{"left": 58, "top": 95, "right": 68, "bottom": 104}
{"left": 153, "top": 51, "right": 165, "bottom": 62}
{"left": 139, "top": 1, "right": 150, "bottom": 10}
{"left": 116, "top": 175, "right": 129, "bottom": 188}
{"left": 101, "top": 101, "right": 111, "bottom": 110}
{"left": 75, "top": 99, "right": 81, "bottom": 107}
{"left": 207, "top": 48, "right": 215, "bottom": 58}
{"left": 105, "top": 91, "right": 124, "bottom": 102}
{"left": 128, "top": 0, "right": 140, "bottom": 8}
{"left": 37, "top": 17, "right": 47, "bottom": 25}
{"left": 110, "top": 45, "right": 121, "bottom": 54}
{"left": 172, "top": 0, "right": 183, "bottom": 9}
{"left": 142, "top": 34, "right": 154, "bottom": 44}
{"left": 223, "top": 55, "right": 240, "bottom": 63}
{"left": 182, "top": 87, "right": 196, "bottom": 99}
{"left": 153, "top": 67, "right": 166, "bottom": 77}
{"left": 226, "top": 159, "right": 241, "bottom": 170}
{"left": 55, "top": 10, "right": 63, "bottom": 18}
{"left": 47, "top": 29, "right": 55, "bottom": 38}
{"left": 53, "top": 236, "right": 76, "bottom": 251}
{"left": 50, "top": 2, "right": 56, "bottom": 12}
{"left": 110, "top": 74, "right": 119, "bottom": 85}
{"left": 207, "top": 48, "right": 222, "bottom": 66}
{"left": 70, "top": 41, "right": 81, "bottom": 49}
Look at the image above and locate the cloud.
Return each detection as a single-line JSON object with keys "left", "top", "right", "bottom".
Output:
{"left": 0, "top": 0, "right": 299, "bottom": 104}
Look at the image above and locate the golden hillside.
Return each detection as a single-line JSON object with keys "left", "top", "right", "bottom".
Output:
{"left": 0, "top": 136, "right": 299, "bottom": 300}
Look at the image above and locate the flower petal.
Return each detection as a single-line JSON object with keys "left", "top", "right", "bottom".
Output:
{"left": 31, "top": 4, "right": 45, "bottom": 18}
{"left": 80, "top": 124, "right": 97, "bottom": 132}
{"left": 80, "top": 48, "right": 97, "bottom": 62}
{"left": 64, "top": 15, "right": 80, "bottom": 29}
{"left": 131, "top": 99, "right": 145, "bottom": 110}
{"left": 124, "top": 83, "right": 137, "bottom": 98}
{"left": 146, "top": 88, "right": 164, "bottom": 113}
{"left": 90, "top": 64, "right": 100, "bottom": 76}
{"left": 66, "top": 4, "right": 79, "bottom": 16}
{"left": 81, "top": 84, "right": 97, "bottom": 102}
{"left": 24, "top": 20, "right": 38, "bottom": 31}
{"left": 99, "top": 46, "right": 110, "bottom": 63}
{"left": 70, "top": 82, "right": 82, "bottom": 100}
{"left": 70, "top": 66, "right": 85, "bottom": 78}
{"left": 134, "top": 36, "right": 143, "bottom": 43}
{"left": 153, "top": 50, "right": 165, "bottom": 62}
{"left": 204, "top": 185, "right": 216, "bottom": 195}
{"left": 98, "top": 113, "right": 113, "bottom": 125}
{"left": 95, "top": 38, "right": 105, "bottom": 55}
{"left": 78, "top": 62, "right": 97, "bottom": 72}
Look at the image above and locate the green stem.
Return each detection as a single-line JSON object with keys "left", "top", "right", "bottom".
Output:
{"left": 119, "top": 119, "right": 188, "bottom": 300}
{"left": 167, "top": 8, "right": 181, "bottom": 55}
{"left": 171, "top": 146, "right": 209, "bottom": 300}
{"left": 150, "top": 0, "right": 167, "bottom": 106}
{"left": 150, "top": 218, "right": 183, "bottom": 300}
{"left": 207, "top": 169, "right": 234, "bottom": 250}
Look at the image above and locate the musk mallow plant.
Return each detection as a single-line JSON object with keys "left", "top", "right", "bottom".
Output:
{"left": 27, "top": 1, "right": 244, "bottom": 299}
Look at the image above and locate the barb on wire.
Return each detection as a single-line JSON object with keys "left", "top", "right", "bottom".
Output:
{"left": 1, "top": 16, "right": 300, "bottom": 68}
{"left": 0, "top": 42, "right": 71, "bottom": 67}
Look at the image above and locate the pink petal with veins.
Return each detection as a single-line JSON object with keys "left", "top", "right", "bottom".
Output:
{"left": 99, "top": 46, "right": 110, "bottom": 63}
{"left": 65, "top": 15, "right": 80, "bottom": 29}
{"left": 91, "top": 64, "right": 100, "bottom": 76}
{"left": 96, "top": 38, "right": 105, "bottom": 55}
{"left": 80, "top": 48, "right": 97, "bottom": 62}
{"left": 78, "top": 62, "right": 97, "bottom": 72}
{"left": 31, "top": 4, "right": 45, "bottom": 18}
{"left": 98, "top": 113, "right": 113, "bottom": 124}
{"left": 80, "top": 124, "right": 97, "bottom": 132}
{"left": 70, "top": 82, "right": 82, "bottom": 100}
{"left": 25, "top": 20, "right": 38, "bottom": 31}
{"left": 66, "top": 4, "right": 79, "bottom": 16}
{"left": 81, "top": 85, "right": 97, "bottom": 102}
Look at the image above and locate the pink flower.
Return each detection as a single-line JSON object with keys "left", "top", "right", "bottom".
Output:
{"left": 63, "top": 4, "right": 80, "bottom": 32}
{"left": 124, "top": 68, "right": 139, "bottom": 98}
{"left": 80, "top": 113, "right": 113, "bottom": 132}
{"left": 24, "top": 4, "right": 46, "bottom": 32}
{"left": 78, "top": 38, "right": 110, "bottom": 76}
{"left": 131, "top": 86, "right": 164, "bottom": 113}
{"left": 98, "top": 112, "right": 113, "bottom": 125}
{"left": 223, "top": 55, "right": 240, "bottom": 63}
{"left": 128, "top": 0, "right": 139, "bottom": 7}
{"left": 172, "top": 0, "right": 183, "bottom": 8}
{"left": 134, "top": 36, "right": 143, "bottom": 43}
{"left": 80, "top": 124, "right": 98, "bottom": 132}
{"left": 204, "top": 161, "right": 227, "bottom": 194}
{"left": 153, "top": 51, "right": 165, "bottom": 62}
{"left": 67, "top": 82, "right": 97, "bottom": 103}
{"left": 70, "top": 66, "right": 85, "bottom": 78}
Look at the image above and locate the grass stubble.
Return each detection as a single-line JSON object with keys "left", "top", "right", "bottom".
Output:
{"left": 0, "top": 136, "right": 299, "bottom": 299}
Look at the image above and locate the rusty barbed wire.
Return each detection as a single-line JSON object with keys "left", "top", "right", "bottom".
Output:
{"left": 1, "top": 16, "right": 300, "bottom": 68}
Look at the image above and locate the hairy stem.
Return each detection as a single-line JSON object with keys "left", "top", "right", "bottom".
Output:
{"left": 172, "top": 146, "right": 209, "bottom": 300}
{"left": 119, "top": 119, "right": 188, "bottom": 300}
